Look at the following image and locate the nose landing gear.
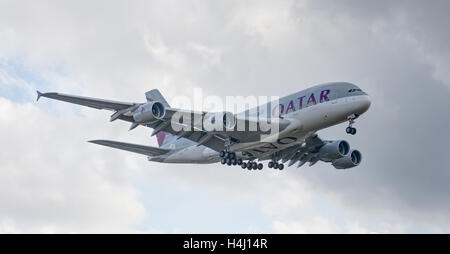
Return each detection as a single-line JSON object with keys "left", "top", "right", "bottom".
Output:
{"left": 346, "top": 114, "right": 359, "bottom": 135}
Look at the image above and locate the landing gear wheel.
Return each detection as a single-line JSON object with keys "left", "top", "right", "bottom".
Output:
{"left": 219, "top": 151, "right": 226, "bottom": 158}
{"left": 232, "top": 159, "right": 237, "bottom": 165}
{"left": 268, "top": 161, "right": 274, "bottom": 168}
{"left": 237, "top": 159, "right": 243, "bottom": 165}
{"left": 221, "top": 158, "right": 226, "bottom": 164}
{"left": 257, "top": 163, "right": 263, "bottom": 170}
{"left": 226, "top": 159, "right": 232, "bottom": 166}
{"left": 247, "top": 163, "right": 253, "bottom": 170}
{"left": 346, "top": 127, "right": 352, "bottom": 134}
{"left": 252, "top": 162, "right": 258, "bottom": 170}
{"left": 273, "top": 163, "right": 279, "bottom": 169}
{"left": 241, "top": 162, "right": 247, "bottom": 169}
{"left": 278, "top": 164, "right": 284, "bottom": 170}
{"left": 351, "top": 128, "right": 357, "bottom": 135}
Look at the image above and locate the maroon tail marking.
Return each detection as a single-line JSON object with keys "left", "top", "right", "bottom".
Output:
{"left": 156, "top": 132, "right": 168, "bottom": 147}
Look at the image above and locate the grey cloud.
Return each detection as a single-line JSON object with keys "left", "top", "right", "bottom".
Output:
{"left": 292, "top": 0, "right": 450, "bottom": 228}
{"left": 1, "top": 0, "right": 450, "bottom": 232}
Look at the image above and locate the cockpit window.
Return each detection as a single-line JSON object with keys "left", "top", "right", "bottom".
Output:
{"left": 348, "top": 88, "right": 362, "bottom": 93}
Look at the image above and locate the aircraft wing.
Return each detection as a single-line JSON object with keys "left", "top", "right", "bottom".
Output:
{"left": 144, "top": 116, "right": 225, "bottom": 151}
{"left": 36, "top": 91, "right": 138, "bottom": 110}
{"left": 145, "top": 108, "right": 293, "bottom": 153}
{"left": 37, "top": 91, "right": 141, "bottom": 122}
{"left": 89, "top": 140, "right": 170, "bottom": 156}
{"left": 37, "top": 90, "right": 293, "bottom": 153}
{"left": 270, "top": 134, "right": 325, "bottom": 166}
{"left": 256, "top": 134, "right": 354, "bottom": 168}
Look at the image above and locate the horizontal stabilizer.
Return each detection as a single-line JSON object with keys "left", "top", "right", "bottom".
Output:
{"left": 36, "top": 90, "right": 43, "bottom": 101}
{"left": 89, "top": 140, "right": 170, "bottom": 157}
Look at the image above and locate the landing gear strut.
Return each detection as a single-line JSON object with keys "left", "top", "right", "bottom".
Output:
{"left": 346, "top": 114, "right": 358, "bottom": 135}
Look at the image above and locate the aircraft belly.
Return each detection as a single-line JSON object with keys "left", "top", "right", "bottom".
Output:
{"left": 162, "top": 146, "right": 220, "bottom": 164}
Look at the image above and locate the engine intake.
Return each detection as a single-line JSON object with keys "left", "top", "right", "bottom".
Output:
{"left": 318, "top": 140, "right": 350, "bottom": 161}
{"left": 332, "top": 149, "right": 362, "bottom": 169}
{"left": 133, "top": 101, "right": 166, "bottom": 123}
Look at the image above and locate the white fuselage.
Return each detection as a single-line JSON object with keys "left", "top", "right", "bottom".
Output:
{"left": 154, "top": 83, "right": 371, "bottom": 164}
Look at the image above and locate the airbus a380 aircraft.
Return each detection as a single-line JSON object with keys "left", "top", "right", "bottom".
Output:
{"left": 37, "top": 82, "right": 370, "bottom": 170}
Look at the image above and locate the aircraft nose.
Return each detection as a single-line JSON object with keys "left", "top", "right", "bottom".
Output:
{"left": 363, "top": 95, "right": 371, "bottom": 108}
{"left": 359, "top": 95, "right": 371, "bottom": 113}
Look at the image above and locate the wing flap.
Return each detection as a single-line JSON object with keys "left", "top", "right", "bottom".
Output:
{"left": 89, "top": 140, "right": 170, "bottom": 156}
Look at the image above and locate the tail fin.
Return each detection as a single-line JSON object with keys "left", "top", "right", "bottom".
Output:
{"left": 145, "top": 89, "right": 176, "bottom": 147}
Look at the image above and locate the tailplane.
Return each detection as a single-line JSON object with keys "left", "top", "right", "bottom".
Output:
{"left": 89, "top": 140, "right": 170, "bottom": 156}
{"left": 145, "top": 89, "right": 176, "bottom": 147}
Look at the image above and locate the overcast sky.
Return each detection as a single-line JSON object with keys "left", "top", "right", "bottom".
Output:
{"left": 1, "top": 0, "right": 449, "bottom": 233}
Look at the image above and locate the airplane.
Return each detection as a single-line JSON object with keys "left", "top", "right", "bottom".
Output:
{"left": 36, "top": 82, "right": 371, "bottom": 170}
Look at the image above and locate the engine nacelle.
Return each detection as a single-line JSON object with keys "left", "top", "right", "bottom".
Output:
{"left": 202, "top": 112, "right": 236, "bottom": 131}
{"left": 133, "top": 101, "right": 166, "bottom": 123}
{"left": 318, "top": 140, "right": 350, "bottom": 161}
{"left": 332, "top": 149, "right": 362, "bottom": 169}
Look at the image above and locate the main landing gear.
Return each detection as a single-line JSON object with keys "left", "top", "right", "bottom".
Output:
{"left": 220, "top": 151, "right": 244, "bottom": 167}
{"left": 220, "top": 151, "right": 243, "bottom": 166}
{"left": 268, "top": 161, "right": 284, "bottom": 170}
{"left": 220, "top": 151, "right": 263, "bottom": 170}
{"left": 346, "top": 114, "right": 359, "bottom": 135}
{"left": 241, "top": 161, "right": 263, "bottom": 170}
{"left": 219, "top": 149, "right": 286, "bottom": 171}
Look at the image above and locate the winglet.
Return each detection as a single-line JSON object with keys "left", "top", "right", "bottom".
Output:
{"left": 36, "top": 90, "right": 43, "bottom": 101}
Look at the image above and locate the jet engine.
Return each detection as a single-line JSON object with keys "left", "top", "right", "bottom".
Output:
{"left": 133, "top": 101, "right": 166, "bottom": 123}
{"left": 203, "top": 112, "right": 236, "bottom": 131}
{"left": 318, "top": 140, "right": 350, "bottom": 161}
{"left": 332, "top": 149, "right": 362, "bottom": 169}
